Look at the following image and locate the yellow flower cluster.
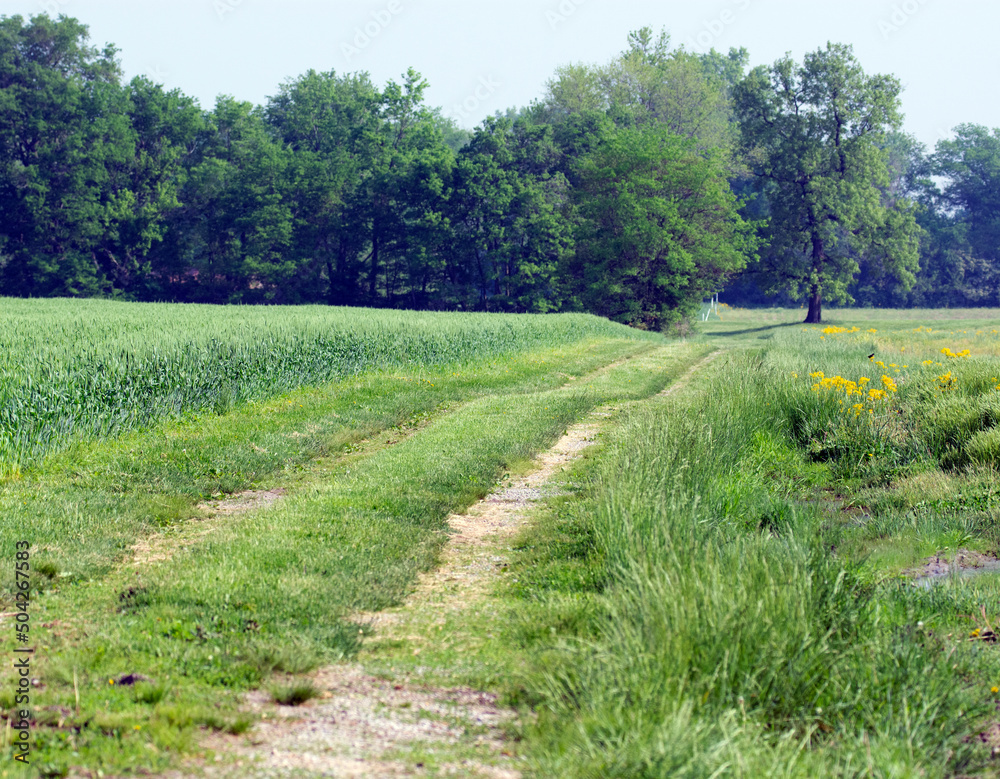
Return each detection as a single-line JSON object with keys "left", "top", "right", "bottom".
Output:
{"left": 937, "top": 371, "right": 955, "bottom": 391}
{"left": 808, "top": 371, "right": 896, "bottom": 415}
{"left": 941, "top": 347, "right": 971, "bottom": 358}
{"left": 821, "top": 325, "right": 861, "bottom": 334}
{"left": 810, "top": 371, "right": 868, "bottom": 397}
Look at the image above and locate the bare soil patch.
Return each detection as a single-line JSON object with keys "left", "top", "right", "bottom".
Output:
{"left": 971, "top": 722, "right": 1000, "bottom": 759}
{"left": 909, "top": 549, "right": 1000, "bottom": 580}
{"left": 128, "top": 489, "right": 287, "bottom": 568}
{"left": 200, "top": 488, "right": 287, "bottom": 516}
{"left": 189, "top": 665, "right": 520, "bottom": 778}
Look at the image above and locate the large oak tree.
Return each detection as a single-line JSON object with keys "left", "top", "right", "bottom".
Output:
{"left": 734, "top": 43, "right": 920, "bottom": 323}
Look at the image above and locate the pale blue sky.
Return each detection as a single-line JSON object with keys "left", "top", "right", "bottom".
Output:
{"left": 3, "top": 0, "right": 994, "bottom": 150}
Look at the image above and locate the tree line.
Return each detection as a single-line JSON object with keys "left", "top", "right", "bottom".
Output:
{"left": 1, "top": 15, "right": 996, "bottom": 326}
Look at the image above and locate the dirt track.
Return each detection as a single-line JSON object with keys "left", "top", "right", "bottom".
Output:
{"left": 166, "top": 350, "right": 723, "bottom": 778}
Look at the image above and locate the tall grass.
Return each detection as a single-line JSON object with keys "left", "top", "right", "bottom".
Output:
{"left": 526, "top": 352, "right": 988, "bottom": 777}
{"left": 0, "top": 298, "right": 657, "bottom": 472}
{"left": 755, "top": 322, "right": 1000, "bottom": 479}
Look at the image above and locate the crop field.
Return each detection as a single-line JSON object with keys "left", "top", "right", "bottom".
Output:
{"left": 0, "top": 298, "right": 659, "bottom": 475}
{"left": 7, "top": 302, "right": 1000, "bottom": 777}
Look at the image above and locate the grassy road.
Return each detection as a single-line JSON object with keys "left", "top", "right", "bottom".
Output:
{"left": 0, "top": 313, "right": 708, "bottom": 776}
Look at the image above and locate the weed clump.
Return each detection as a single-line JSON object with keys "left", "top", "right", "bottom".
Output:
{"left": 269, "top": 680, "right": 320, "bottom": 706}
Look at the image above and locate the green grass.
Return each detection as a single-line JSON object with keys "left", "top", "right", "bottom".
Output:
{"left": 269, "top": 680, "right": 320, "bottom": 706}
{"left": 0, "top": 336, "right": 657, "bottom": 591}
{"left": 500, "top": 310, "right": 1000, "bottom": 777}
{"left": 0, "top": 302, "right": 692, "bottom": 777}
{"left": 21, "top": 302, "right": 1000, "bottom": 777}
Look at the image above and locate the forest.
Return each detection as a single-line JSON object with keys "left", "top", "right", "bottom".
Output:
{"left": 1, "top": 14, "right": 998, "bottom": 326}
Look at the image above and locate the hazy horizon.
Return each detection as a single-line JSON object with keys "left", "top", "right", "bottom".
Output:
{"left": 3, "top": 0, "right": 996, "bottom": 150}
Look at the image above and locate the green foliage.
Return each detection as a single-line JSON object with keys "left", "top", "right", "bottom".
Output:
{"left": 734, "top": 43, "right": 921, "bottom": 322}
{"left": 264, "top": 69, "right": 384, "bottom": 304}
{"left": 17, "top": 14, "right": 1000, "bottom": 321}
{"left": 932, "top": 124, "right": 1000, "bottom": 267}
{"left": 886, "top": 124, "right": 1000, "bottom": 310}
{"left": 160, "top": 97, "right": 296, "bottom": 302}
{"left": 0, "top": 17, "right": 761, "bottom": 325}
{"left": 570, "top": 122, "right": 758, "bottom": 329}
{"left": 0, "top": 14, "right": 123, "bottom": 295}
{"left": 451, "top": 117, "right": 572, "bottom": 311}
{"left": 538, "top": 27, "right": 741, "bottom": 161}
{"left": 518, "top": 360, "right": 985, "bottom": 776}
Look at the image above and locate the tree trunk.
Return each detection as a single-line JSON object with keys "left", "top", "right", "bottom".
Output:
{"left": 805, "top": 286, "right": 822, "bottom": 323}
{"left": 369, "top": 227, "right": 379, "bottom": 304}
{"left": 326, "top": 258, "right": 336, "bottom": 305}
{"left": 804, "top": 234, "right": 824, "bottom": 323}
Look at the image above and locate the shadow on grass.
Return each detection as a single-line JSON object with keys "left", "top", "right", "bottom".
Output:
{"left": 706, "top": 322, "right": 803, "bottom": 337}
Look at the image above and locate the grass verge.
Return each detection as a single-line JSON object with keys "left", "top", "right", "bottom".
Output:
{"left": 500, "top": 312, "right": 1000, "bottom": 777}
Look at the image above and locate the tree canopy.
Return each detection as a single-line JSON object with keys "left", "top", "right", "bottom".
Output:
{"left": 733, "top": 43, "right": 921, "bottom": 322}
{"left": 4, "top": 14, "right": 999, "bottom": 321}
{"left": 570, "top": 121, "right": 756, "bottom": 328}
